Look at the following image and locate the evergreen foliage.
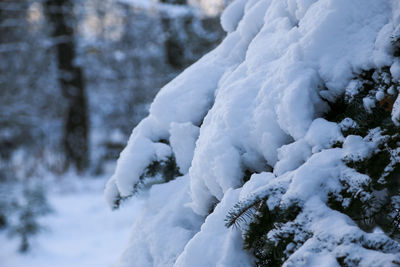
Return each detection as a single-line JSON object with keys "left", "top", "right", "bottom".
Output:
{"left": 324, "top": 68, "right": 396, "bottom": 136}
{"left": 326, "top": 68, "right": 400, "bottom": 241}
{"left": 0, "top": 181, "right": 50, "bottom": 252}
{"left": 225, "top": 195, "right": 267, "bottom": 229}
{"left": 11, "top": 186, "right": 50, "bottom": 252}
{"left": 142, "top": 156, "right": 182, "bottom": 184}
{"left": 225, "top": 39, "right": 400, "bottom": 266}
{"left": 111, "top": 155, "right": 181, "bottom": 209}
{"left": 225, "top": 193, "right": 305, "bottom": 266}
{"left": 111, "top": 151, "right": 182, "bottom": 210}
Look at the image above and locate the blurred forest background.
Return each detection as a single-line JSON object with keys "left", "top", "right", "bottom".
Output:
{"left": 0, "top": 0, "right": 225, "bottom": 254}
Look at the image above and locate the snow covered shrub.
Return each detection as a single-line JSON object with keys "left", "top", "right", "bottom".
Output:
{"left": 225, "top": 66, "right": 400, "bottom": 266}
{"left": 0, "top": 179, "right": 50, "bottom": 252}
{"left": 224, "top": 33, "right": 400, "bottom": 266}
{"left": 106, "top": 137, "right": 183, "bottom": 210}
{"left": 0, "top": 149, "right": 51, "bottom": 252}
{"left": 326, "top": 69, "right": 400, "bottom": 235}
{"left": 106, "top": 0, "right": 400, "bottom": 266}
{"left": 226, "top": 197, "right": 306, "bottom": 266}
{"left": 10, "top": 184, "right": 50, "bottom": 252}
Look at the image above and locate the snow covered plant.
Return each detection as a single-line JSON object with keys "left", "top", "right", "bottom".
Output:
{"left": 105, "top": 0, "right": 400, "bottom": 266}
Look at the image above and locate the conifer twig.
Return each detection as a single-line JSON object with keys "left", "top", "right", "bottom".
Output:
{"left": 225, "top": 195, "right": 268, "bottom": 229}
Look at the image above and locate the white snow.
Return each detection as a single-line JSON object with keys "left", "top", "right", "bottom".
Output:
{"left": 220, "top": 0, "right": 246, "bottom": 33}
{"left": 115, "top": 175, "right": 202, "bottom": 267}
{"left": 376, "top": 90, "right": 385, "bottom": 101}
{"left": 105, "top": 0, "right": 400, "bottom": 266}
{"left": 169, "top": 122, "right": 199, "bottom": 174}
{"left": 1, "top": 174, "right": 144, "bottom": 267}
{"left": 274, "top": 139, "right": 311, "bottom": 176}
{"left": 174, "top": 189, "right": 253, "bottom": 267}
{"left": 392, "top": 93, "right": 400, "bottom": 125}
{"left": 304, "top": 118, "right": 343, "bottom": 153}
{"left": 363, "top": 96, "right": 376, "bottom": 113}
{"left": 391, "top": 60, "right": 400, "bottom": 81}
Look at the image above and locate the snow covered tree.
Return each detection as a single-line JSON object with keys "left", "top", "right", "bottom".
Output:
{"left": 223, "top": 45, "right": 400, "bottom": 266}
{"left": 105, "top": 0, "right": 400, "bottom": 266}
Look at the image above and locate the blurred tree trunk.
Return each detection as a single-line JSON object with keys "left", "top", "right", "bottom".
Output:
{"left": 44, "top": 0, "right": 89, "bottom": 171}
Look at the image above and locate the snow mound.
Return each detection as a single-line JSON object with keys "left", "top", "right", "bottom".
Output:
{"left": 106, "top": 0, "right": 400, "bottom": 266}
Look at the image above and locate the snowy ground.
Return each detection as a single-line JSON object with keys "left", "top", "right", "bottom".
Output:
{"left": 0, "top": 172, "right": 144, "bottom": 267}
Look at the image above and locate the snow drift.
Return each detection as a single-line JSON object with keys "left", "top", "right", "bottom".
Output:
{"left": 105, "top": 0, "right": 400, "bottom": 266}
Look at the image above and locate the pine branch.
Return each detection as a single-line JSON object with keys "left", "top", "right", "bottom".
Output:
{"left": 225, "top": 195, "right": 267, "bottom": 229}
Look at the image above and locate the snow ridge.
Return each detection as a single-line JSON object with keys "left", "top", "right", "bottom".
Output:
{"left": 106, "top": 0, "right": 400, "bottom": 266}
